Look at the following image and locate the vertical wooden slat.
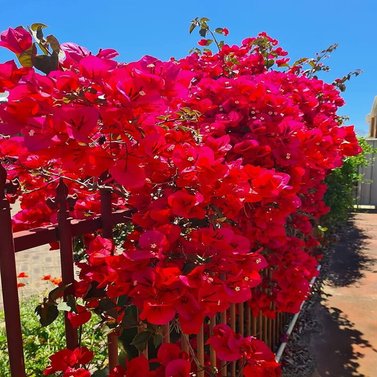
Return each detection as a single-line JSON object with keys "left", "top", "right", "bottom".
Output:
{"left": 0, "top": 165, "right": 26, "bottom": 377}
{"left": 230, "top": 304, "right": 236, "bottom": 330}
{"left": 276, "top": 311, "right": 281, "bottom": 344}
{"left": 238, "top": 303, "right": 244, "bottom": 335}
{"left": 230, "top": 305, "right": 236, "bottom": 377}
{"left": 197, "top": 324, "right": 205, "bottom": 377}
{"left": 181, "top": 333, "right": 190, "bottom": 354}
{"left": 162, "top": 324, "right": 170, "bottom": 343}
{"left": 252, "top": 311, "right": 257, "bottom": 337}
{"left": 246, "top": 305, "right": 251, "bottom": 336}
{"left": 259, "top": 311, "right": 264, "bottom": 341}
{"left": 220, "top": 310, "right": 227, "bottom": 324}
{"left": 56, "top": 179, "right": 78, "bottom": 349}
{"left": 101, "top": 188, "right": 119, "bottom": 369}
{"left": 263, "top": 314, "right": 269, "bottom": 346}
{"left": 209, "top": 315, "right": 217, "bottom": 367}
{"left": 220, "top": 310, "right": 227, "bottom": 377}
{"left": 272, "top": 311, "right": 277, "bottom": 349}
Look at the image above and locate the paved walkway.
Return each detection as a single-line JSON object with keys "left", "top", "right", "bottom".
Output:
{"left": 0, "top": 245, "right": 62, "bottom": 308}
{"left": 309, "top": 213, "right": 377, "bottom": 377}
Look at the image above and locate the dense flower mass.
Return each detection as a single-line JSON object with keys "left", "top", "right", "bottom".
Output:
{"left": 0, "top": 23, "right": 360, "bottom": 376}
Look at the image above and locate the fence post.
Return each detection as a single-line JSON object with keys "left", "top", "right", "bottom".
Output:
{"left": 100, "top": 188, "right": 119, "bottom": 369}
{"left": 0, "top": 164, "right": 26, "bottom": 377}
{"left": 56, "top": 179, "right": 78, "bottom": 349}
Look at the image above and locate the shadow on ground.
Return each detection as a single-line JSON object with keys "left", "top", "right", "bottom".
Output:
{"left": 308, "top": 215, "right": 377, "bottom": 377}
{"left": 310, "top": 300, "right": 377, "bottom": 377}
{"left": 325, "top": 216, "right": 376, "bottom": 287}
{"left": 284, "top": 215, "right": 377, "bottom": 377}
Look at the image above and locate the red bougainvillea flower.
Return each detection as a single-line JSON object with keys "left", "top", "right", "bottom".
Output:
{"left": 43, "top": 347, "right": 93, "bottom": 375}
{"left": 120, "top": 355, "right": 150, "bottom": 377}
{"left": 206, "top": 324, "right": 253, "bottom": 361}
{"left": 156, "top": 343, "right": 191, "bottom": 377}
{"left": 62, "top": 368, "right": 91, "bottom": 377}
{"left": 167, "top": 189, "right": 205, "bottom": 219}
{"left": 0, "top": 26, "right": 32, "bottom": 54}
{"left": 207, "top": 325, "right": 281, "bottom": 376}
{"left": 67, "top": 304, "right": 92, "bottom": 328}
{"left": 244, "top": 338, "right": 282, "bottom": 377}
{"left": 17, "top": 271, "right": 29, "bottom": 278}
{"left": 198, "top": 39, "right": 210, "bottom": 46}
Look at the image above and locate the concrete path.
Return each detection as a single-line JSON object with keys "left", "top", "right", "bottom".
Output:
{"left": 309, "top": 213, "right": 377, "bottom": 377}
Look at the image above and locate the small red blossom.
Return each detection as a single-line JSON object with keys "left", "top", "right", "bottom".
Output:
{"left": 0, "top": 26, "right": 32, "bottom": 54}
{"left": 198, "top": 39, "right": 210, "bottom": 46}
{"left": 168, "top": 189, "right": 205, "bottom": 219}
{"left": 43, "top": 347, "right": 93, "bottom": 375}
{"left": 219, "top": 27, "right": 229, "bottom": 36}
{"left": 207, "top": 324, "right": 252, "bottom": 361}
{"left": 68, "top": 305, "right": 92, "bottom": 328}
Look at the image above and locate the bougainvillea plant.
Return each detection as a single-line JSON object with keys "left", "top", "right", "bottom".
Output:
{"left": 0, "top": 17, "right": 360, "bottom": 376}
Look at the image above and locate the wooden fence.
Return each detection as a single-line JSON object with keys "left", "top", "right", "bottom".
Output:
{"left": 356, "top": 138, "right": 377, "bottom": 208}
{"left": 0, "top": 163, "right": 289, "bottom": 377}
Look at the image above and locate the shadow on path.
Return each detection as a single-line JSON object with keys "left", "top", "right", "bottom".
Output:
{"left": 310, "top": 300, "right": 377, "bottom": 377}
{"left": 308, "top": 214, "right": 377, "bottom": 377}
{"left": 325, "top": 216, "right": 376, "bottom": 287}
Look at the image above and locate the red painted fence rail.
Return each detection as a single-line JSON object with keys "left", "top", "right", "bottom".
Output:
{"left": 0, "top": 163, "right": 290, "bottom": 376}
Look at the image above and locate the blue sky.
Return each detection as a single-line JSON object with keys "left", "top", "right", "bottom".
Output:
{"left": 0, "top": 0, "right": 376, "bottom": 135}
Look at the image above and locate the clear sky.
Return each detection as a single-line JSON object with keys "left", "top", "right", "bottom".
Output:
{"left": 0, "top": 0, "right": 376, "bottom": 135}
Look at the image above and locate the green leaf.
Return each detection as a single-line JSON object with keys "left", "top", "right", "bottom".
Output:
{"left": 66, "top": 294, "right": 77, "bottom": 311}
{"left": 48, "top": 284, "right": 67, "bottom": 302}
{"left": 28, "top": 24, "right": 50, "bottom": 55}
{"left": 189, "top": 22, "right": 197, "bottom": 34}
{"left": 32, "top": 52, "right": 59, "bottom": 74}
{"left": 131, "top": 330, "right": 152, "bottom": 352}
{"left": 16, "top": 47, "right": 34, "bottom": 68}
{"left": 46, "top": 35, "right": 60, "bottom": 53}
{"left": 35, "top": 303, "right": 59, "bottom": 327}
{"left": 124, "top": 305, "right": 138, "bottom": 324}
{"left": 30, "top": 23, "right": 48, "bottom": 32}
{"left": 266, "top": 59, "right": 274, "bottom": 69}
{"left": 153, "top": 333, "right": 163, "bottom": 348}
{"left": 215, "top": 28, "right": 224, "bottom": 34}
{"left": 117, "top": 295, "right": 129, "bottom": 307}
{"left": 92, "top": 368, "right": 109, "bottom": 377}
{"left": 98, "top": 298, "right": 116, "bottom": 312}
{"left": 199, "top": 28, "right": 207, "bottom": 38}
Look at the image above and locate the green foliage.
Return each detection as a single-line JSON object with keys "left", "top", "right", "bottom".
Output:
{"left": 0, "top": 297, "right": 107, "bottom": 376}
{"left": 323, "top": 138, "right": 376, "bottom": 227}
